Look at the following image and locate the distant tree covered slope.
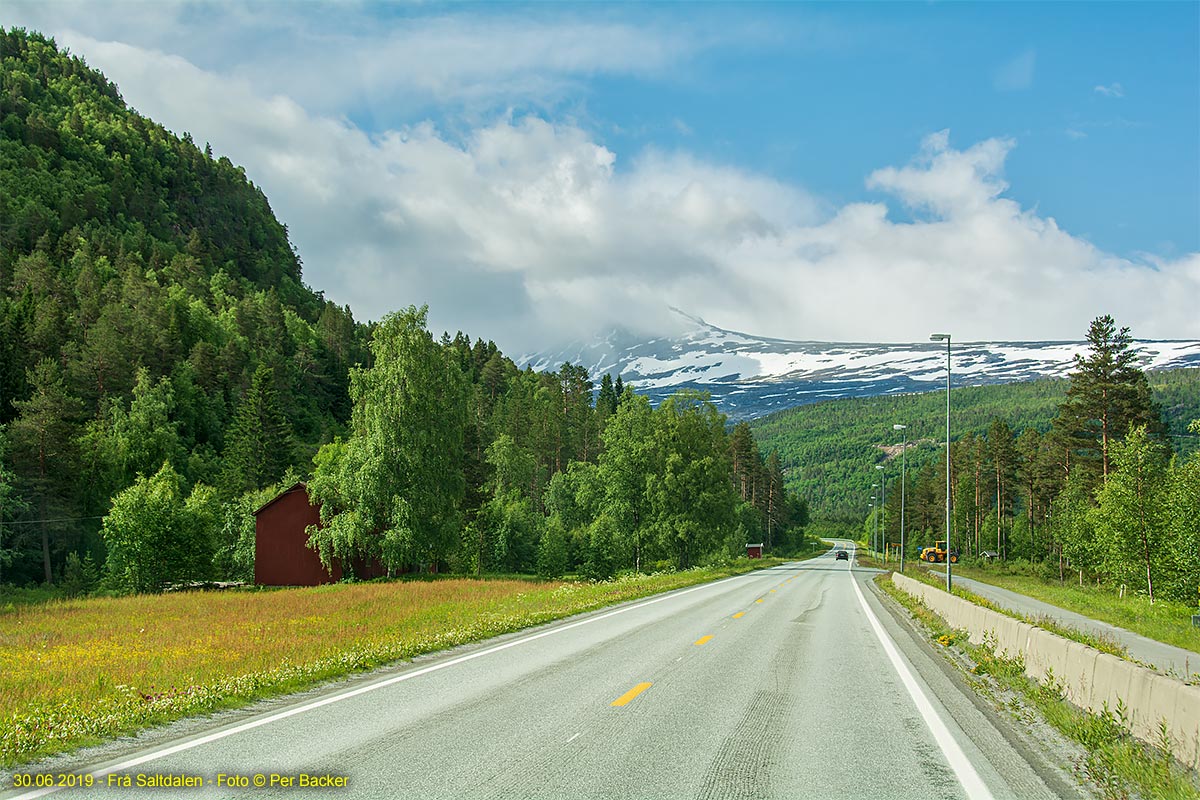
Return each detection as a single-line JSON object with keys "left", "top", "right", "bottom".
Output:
{"left": 750, "top": 368, "right": 1199, "bottom": 519}
{"left": 0, "top": 28, "right": 368, "bottom": 585}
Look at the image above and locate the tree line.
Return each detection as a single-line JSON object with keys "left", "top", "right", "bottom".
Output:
{"left": 306, "top": 306, "right": 807, "bottom": 582}
{"left": 0, "top": 31, "right": 806, "bottom": 592}
{"left": 871, "top": 316, "right": 1199, "bottom": 605}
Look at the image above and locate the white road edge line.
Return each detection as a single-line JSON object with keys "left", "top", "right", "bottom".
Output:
{"left": 848, "top": 550, "right": 995, "bottom": 800}
{"left": 10, "top": 567, "right": 785, "bottom": 800}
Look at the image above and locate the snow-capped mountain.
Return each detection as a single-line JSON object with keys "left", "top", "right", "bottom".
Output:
{"left": 521, "top": 310, "right": 1200, "bottom": 421}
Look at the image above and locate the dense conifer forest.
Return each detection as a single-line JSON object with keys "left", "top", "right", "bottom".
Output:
{"left": 0, "top": 29, "right": 806, "bottom": 594}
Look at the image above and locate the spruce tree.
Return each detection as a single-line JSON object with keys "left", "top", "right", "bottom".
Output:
{"left": 597, "top": 374, "right": 617, "bottom": 417}
{"left": 1053, "top": 315, "right": 1165, "bottom": 486}
{"left": 10, "top": 359, "right": 83, "bottom": 584}
{"left": 219, "top": 364, "right": 294, "bottom": 496}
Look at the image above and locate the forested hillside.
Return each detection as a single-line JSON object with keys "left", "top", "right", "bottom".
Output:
{"left": 752, "top": 367, "right": 1199, "bottom": 519}
{"left": 0, "top": 29, "right": 804, "bottom": 593}
{"left": 0, "top": 28, "right": 372, "bottom": 586}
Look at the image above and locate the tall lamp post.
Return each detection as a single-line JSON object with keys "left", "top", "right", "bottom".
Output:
{"left": 871, "top": 484, "right": 879, "bottom": 554}
{"left": 930, "top": 333, "right": 952, "bottom": 591}
{"left": 875, "top": 464, "right": 885, "bottom": 561}
{"left": 893, "top": 424, "right": 907, "bottom": 574}
{"left": 868, "top": 502, "right": 874, "bottom": 552}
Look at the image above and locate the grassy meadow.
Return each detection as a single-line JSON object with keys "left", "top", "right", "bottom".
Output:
{"left": 0, "top": 559, "right": 789, "bottom": 766}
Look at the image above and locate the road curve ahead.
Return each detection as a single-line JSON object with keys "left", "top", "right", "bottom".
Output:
{"left": 7, "top": 545, "right": 1074, "bottom": 800}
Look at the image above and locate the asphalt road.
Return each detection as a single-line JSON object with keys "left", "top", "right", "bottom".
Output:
{"left": 926, "top": 567, "right": 1199, "bottom": 678}
{"left": 6, "top": 545, "right": 1079, "bottom": 800}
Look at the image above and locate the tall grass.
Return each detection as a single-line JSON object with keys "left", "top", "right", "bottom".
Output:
{"left": 0, "top": 560, "right": 785, "bottom": 765}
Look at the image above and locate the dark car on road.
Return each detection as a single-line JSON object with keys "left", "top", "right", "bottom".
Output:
{"left": 835, "top": 550, "right": 849, "bottom": 561}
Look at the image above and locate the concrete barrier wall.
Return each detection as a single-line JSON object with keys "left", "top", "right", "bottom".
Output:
{"left": 891, "top": 572, "right": 1200, "bottom": 771}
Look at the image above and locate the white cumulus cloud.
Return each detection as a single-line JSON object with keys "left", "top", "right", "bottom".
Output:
{"left": 11, "top": 24, "right": 1198, "bottom": 351}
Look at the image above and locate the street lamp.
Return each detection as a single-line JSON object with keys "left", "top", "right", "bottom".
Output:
{"left": 871, "top": 484, "right": 879, "bottom": 554}
{"left": 893, "top": 424, "right": 907, "bottom": 574}
{"left": 868, "top": 502, "right": 874, "bottom": 552}
{"left": 875, "top": 464, "right": 885, "bottom": 562}
{"left": 930, "top": 333, "right": 952, "bottom": 591}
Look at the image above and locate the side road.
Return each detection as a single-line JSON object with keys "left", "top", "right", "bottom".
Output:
{"left": 925, "top": 567, "right": 1198, "bottom": 679}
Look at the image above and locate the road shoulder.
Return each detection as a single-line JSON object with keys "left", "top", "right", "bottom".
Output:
{"left": 861, "top": 571, "right": 1088, "bottom": 800}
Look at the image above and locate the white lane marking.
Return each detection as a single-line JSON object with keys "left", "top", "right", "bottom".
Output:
{"left": 11, "top": 568, "right": 786, "bottom": 800}
{"left": 849, "top": 569, "right": 995, "bottom": 800}
{"left": 566, "top": 732, "right": 582, "bottom": 744}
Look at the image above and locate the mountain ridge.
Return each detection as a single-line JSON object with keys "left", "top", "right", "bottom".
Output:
{"left": 520, "top": 310, "right": 1200, "bottom": 420}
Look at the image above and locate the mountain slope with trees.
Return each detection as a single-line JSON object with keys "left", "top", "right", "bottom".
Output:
{"left": 0, "top": 28, "right": 370, "bottom": 587}
{"left": 0, "top": 28, "right": 805, "bottom": 594}
{"left": 754, "top": 319, "right": 1199, "bottom": 605}
{"left": 752, "top": 366, "right": 1198, "bottom": 519}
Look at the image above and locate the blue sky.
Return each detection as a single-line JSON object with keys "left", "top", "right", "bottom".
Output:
{"left": 3, "top": 1, "right": 1197, "bottom": 349}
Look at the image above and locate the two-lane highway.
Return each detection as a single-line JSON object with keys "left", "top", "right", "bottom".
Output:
{"left": 6, "top": 545, "right": 1077, "bottom": 799}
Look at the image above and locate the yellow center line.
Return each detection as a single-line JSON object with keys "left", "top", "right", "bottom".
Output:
{"left": 611, "top": 682, "right": 653, "bottom": 707}
{"left": 732, "top": 612, "right": 746, "bottom": 619}
{"left": 755, "top": 598, "right": 764, "bottom": 604}
{"left": 694, "top": 635, "right": 713, "bottom": 646}
{"left": 769, "top": 589, "right": 776, "bottom": 593}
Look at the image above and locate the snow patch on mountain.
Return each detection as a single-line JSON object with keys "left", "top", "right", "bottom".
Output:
{"left": 520, "top": 310, "right": 1200, "bottom": 420}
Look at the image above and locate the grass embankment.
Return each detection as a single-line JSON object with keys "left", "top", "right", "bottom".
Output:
{"left": 0, "top": 558, "right": 791, "bottom": 766}
{"left": 946, "top": 563, "right": 1200, "bottom": 657}
{"left": 898, "top": 565, "right": 1134, "bottom": 662}
{"left": 878, "top": 575, "right": 1200, "bottom": 800}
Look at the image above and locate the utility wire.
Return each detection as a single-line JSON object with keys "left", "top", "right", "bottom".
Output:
{"left": 0, "top": 515, "right": 105, "bottom": 525}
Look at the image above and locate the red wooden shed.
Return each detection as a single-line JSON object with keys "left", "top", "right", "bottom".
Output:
{"left": 253, "top": 483, "right": 389, "bottom": 586}
{"left": 745, "top": 542, "right": 764, "bottom": 559}
{"left": 253, "top": 483, "right": 342, "bottom": 586}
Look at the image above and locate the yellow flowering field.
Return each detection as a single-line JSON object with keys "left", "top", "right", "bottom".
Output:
{"left": 0, "top": 560, "right": 785, "bottom": 765}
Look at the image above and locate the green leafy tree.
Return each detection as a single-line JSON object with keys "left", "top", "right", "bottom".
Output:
{"left": 1050, "top": 470, "right": 1095, "bottom": 584}
{"left": 1159, "top": 424, "right": 1200, "bottom": 604}
{"left": 78, "top": 367, "right": 184, "bottom": 511}
{"left": 1093, "top": 426, "right": 1168, "bottom": 602}
{"left": 537, "top": 515, "right": 570, "bottom": 579}
{"left": 211, "top": 479, "right": 288, "bottom": 582}
{"left": 100, "top": 462, "right": 218, "bottom": 594}
{"left": 307, "top": 306, "right": 468, "bottom": 573}
{"left": 596, "top": 393, "right": 659, "bottom": 571}
{"left": 646, "top": 392, "right": 737, "bottom": 569}
{"left": 581, "top": 513, "right": 621, "bottom": 581}
{"left": 477, "top": 490, "right": 543, "bottom": 574}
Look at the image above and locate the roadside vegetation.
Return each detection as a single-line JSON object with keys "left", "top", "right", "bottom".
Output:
{"left": 763, "top": 317, "right": 1200, "bottom": 616}
{"left": 939, "top": 562, "right": 1200, "bottom": 660}
{"left": 0, "top": 558, "right": 791, "bottom": 766}
{"left": 898, "top": 564, "right": 1134, "bottom": 662}
{"left": 878, "top": 575, "right": 1200, "bottom": 800}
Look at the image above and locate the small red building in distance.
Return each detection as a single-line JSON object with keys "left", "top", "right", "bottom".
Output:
{"left": 253, "top": 483, "right": 341, "bottom": 586}
{"left": 745, "top": 543, "right": 764, "bottom": 559}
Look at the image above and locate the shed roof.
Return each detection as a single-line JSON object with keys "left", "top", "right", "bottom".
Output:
{"left": 252, "top": 482, "right": 309, "bottom": 516}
